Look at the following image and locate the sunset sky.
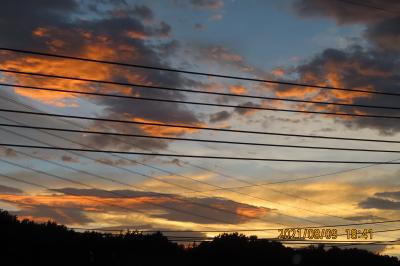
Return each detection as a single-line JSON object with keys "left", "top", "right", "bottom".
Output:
{"left": 0, "top": 0, "right": 400, "bottom": 257}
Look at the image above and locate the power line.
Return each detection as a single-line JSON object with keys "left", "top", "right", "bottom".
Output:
{"left": 2, "top": 123, "right": 400, "bottom": 154}
{"left": 0, "top": 96, "right": 388, "bottom": 227}
{"left": 0, "top": 113, "right": 396, "bottom": 228}
{"left": 2, "top": 103, "right": 400, "bottom": 219}
{"left": 3, "top": 70, "right": 400, "bottom": 120}
{"left": 3, "top": 143, "right": 400, "bottom": 164}
{"left": 0, "top": 133, "right": 396, "bottom": 233}
{"left": 0, "top": 99, "right": 376, "bottom": 225}
{"left": 1, "top": 47, "right": 399, "bottom": 97}
{"left": 183, "top": 163, "right": 400, "bottom": 232}
{"left": 185, "top": 165, "right": 357, "bottom": 216}
{"left": 3, "top": 180, "right": 397, "bottom": 244}
{"left": 0, "top": 125, "right": 324, "bottom": 227}
{"left": 0, "top": 158, "right": 260, "bottom": 226}
{"left": 0, "top": 154, "right": 366, "bottom": 231}
{"left": 2, "top": 49, "right": 400, "bottom": 235}
{"left": 0, "top": 172, "right": 139, "bottom": 214}
{"left": 0, "top": 114, "right": 385, "bottom": 226}
{"left": 0, "top": 113, "right": 396, "bottom": 227}
{"left": 2, "top": 108, "right": 400, "bottom": 144}
{"left": 0, "top": 126, "right": 288, "bottom": 227}
{"left": 196, "top": 155, "right": 400, "bottom": 191}
{"left": 336, "top": 0, "right": 400, "bottom": 15}
{"left": 1, "top": 126, "right": 308, "bottom": 229}
{"left": 0, "top": 171, "right": 265, "bottom": 234}
{"left": 1, "top": 98, "right": 397, "bottom": 213}
{"left": 0, "top": 117, "right": 338, "bottom": 226}
{"left": 2, "top": 82, "right": 400, "bottom": 111}
{"left": 17, "top": 218, "right": 400, "bottom": 244}
{"left": 2, "top": 107, "right": 349, "bottom": 227}
{"left": 0, "top": 99, "right": 397, "bottom": 232}
{"left": 0, "top": 171, "right": 400, "bottom": 242}
{"left": 2, "top": 169, "right": 400, "bottom": 234}
{"left": 1, "top": 98, "right": 358, "bottom": 227}
{"left": 5, "top": 92, "right": 390, "bottom": 232}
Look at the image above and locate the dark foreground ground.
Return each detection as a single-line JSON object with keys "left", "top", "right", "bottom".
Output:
{"left": 0, "top": 210, "right": 399, "bottom": 266}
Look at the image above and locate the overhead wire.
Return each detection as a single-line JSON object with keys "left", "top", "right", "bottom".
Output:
{"left": 1, "top": 108, "right": 400, "bottom": 144}
{"left": 2, "top": 96, "right": 369, "bottom": 226}
{"left": 0, "top": 120, "right": 341, "bottom": 226}
{"left": 1, "top": 82, "right": 400, "bottom": 111}
{"left": 0, "top": 158, "right": 260, "bottom": 226}
{"left": 1, "top": 89, "right": 399, "bottom": 231}
{"left": 0, "top": 113, "right": 336, "bottom": 227}
{"left": 4, "top": 143, "right": 400, "bottom": 164}
{"left": 2, "top": 168, "right": 399, "bottom": 232}
{"left": 1, "top": 97, "right": 390, "bottom": 228}
{"left": 1, "top": 95, "right": 394, "bottom": 222}
{"left": 1, "top": 48, "right": 400, "bottom": 237}
{"left": 1, "top": 47, "right": 400, "bottom": 97}
{"left": 2, "top": 123, "right": 400, "bottom": 153}
{"left": 2, "top": 70, "right": 400, "bottom": 119}
{"left": 1, "top": 117, "right": 396, "bottom": 229}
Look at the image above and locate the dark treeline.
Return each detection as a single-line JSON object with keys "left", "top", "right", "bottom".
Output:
{"left": 0, "top": 210, "right": 399, "bottom": 265}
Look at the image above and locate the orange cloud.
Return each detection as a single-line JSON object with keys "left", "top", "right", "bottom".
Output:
{"left": 276, "top": 86, "right": 318, "bottom": 98}
{"left": 17, "top": 215, "right": 53, "bottom": 223}
{"left": 130, "top": 117, "right": 202, "bottom": 137}
{"left": 0, "top": 188, "right": 270, "bottom": 226}
{"left": 236, "top": 206, "right": 268, "bottom": 219}
{"left": 0, "top": 30, "right": 204, "bottom": 144}
{"left": 273, "top": 67, "right": 373, "bottom": 120}
{"left": 32, "top": 27, "right": 50, "bottom": 37}
{"left": 125, "top": 30, "right": 149, "bottom": 40}
{"left": 329, "top": 86, "right": 372, "bottom": 103}
{"left": 2, "top": 26, "right": 202, "bottom": 142}
{"left": 0, "top": 194, "right": 173, "bottom": 211}
{"left": 207, "top": 46, "right": 254, "bottom": 72}
{"left": 1, "top": 37, "right": 143, "bottom": 106}
{"left": 271, "top": 68, "right": 285, "bottom": 77}
{"left": 229, "top": 85, "right": 248, "bottom": 95}
{"left": 2, "top": 58, "right": 107, "bottom": 106}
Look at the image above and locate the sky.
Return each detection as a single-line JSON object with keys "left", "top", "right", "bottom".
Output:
{"left": 0, "top": 0, "right": 400, "bottom": 257}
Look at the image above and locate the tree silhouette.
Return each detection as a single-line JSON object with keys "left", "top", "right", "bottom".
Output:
{"left": 0, "top": 210, "right": 399, "bottom": 265}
